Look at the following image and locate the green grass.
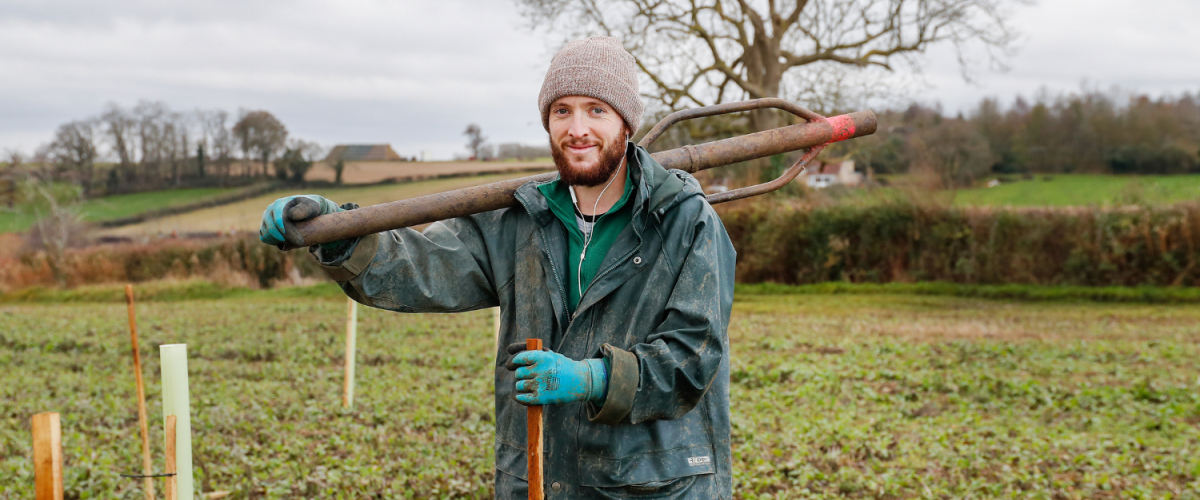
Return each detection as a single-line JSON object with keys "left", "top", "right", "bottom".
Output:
{"left": 951, "top": 174, "right": 1200, "bottom": 207}
{"left": 2, "top": 291, "right": 1197, "bottom": 498}
{"left": 79, "top": 188, "right": 236, "bottom": 221}
{"left": 0, "top": 187, "right": 239, "bottom": 233}
{"left": 800, "top": 174, "right": 1200, "bottom": 209}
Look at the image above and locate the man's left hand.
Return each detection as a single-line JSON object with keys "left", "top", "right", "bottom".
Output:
{"left": 507, "top": 343, "right": 607, "bottom": 406}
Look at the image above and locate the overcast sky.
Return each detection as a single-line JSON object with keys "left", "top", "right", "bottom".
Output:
{"left": 2, "top": 0, "right": 1198, "bottom": 160}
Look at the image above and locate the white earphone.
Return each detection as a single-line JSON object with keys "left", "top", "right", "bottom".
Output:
{"left": 570, "top": 133, "right": 629, "bottom": 302}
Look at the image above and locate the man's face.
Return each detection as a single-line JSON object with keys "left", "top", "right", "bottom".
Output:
{"left": 548, "top": 96, "right": 629, "bottom": 187}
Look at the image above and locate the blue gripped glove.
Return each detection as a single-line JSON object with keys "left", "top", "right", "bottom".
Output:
{"left": 259, "top": 195, "right": 344, "bottom": 249}
{"left": 507, "top": 342, "right": 607, "bottom": 406}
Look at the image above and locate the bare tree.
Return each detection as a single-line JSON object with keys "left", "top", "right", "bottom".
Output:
{"left": 463, "top": 123, "right": 487, "bottom": 160}
{"left": 47, "top": 120, "right": 100, "bottom": 196}
{"left": 170, "top": 111, "right": 194, "bottom": 187}
{"left": 1, "top": 149, "right": 22, "bottom": 208}
{"left": 912, "top": 116, "right": 994, "bottom": 188}
{"left": 233, "top": 110, "right": 288, "bottom": 176}
{"left": 99, "top": 103, "right": 137, "bottom": 190}
{"left": 517, "top": 0, "right": 1024, "bottom": 131}
{"left": 134, "top": 100, "right": 169, "bottom": 186}
{"left": 200, "top": 110, "right": 235, "bottom": 183}
{"left": 4, "top": 148, "right": 24, "bottom": 169}
{"left": 276, "top": 138, "right": 324, "bottom": 184}
{"left": 18, "top": 171, "right": 84, "bottom": 284}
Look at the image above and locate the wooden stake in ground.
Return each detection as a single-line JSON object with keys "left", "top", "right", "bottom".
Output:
{"left": 525, "top": 338, "right": 544, "bottom": 500}
{"left": 31, "top": 412, "right": 63, "bottom": 500}
{"left": 493, "top": 307, "right": 501, "bottom": 352}
{"left": 160, "top": 344, "right": 194, "bottom": 500}
{"left": 125, "top": 284, "right": 157, "bottom": 500}
{"left": 164, "top": 415, "right": 177, "bottom": 500}
{"left": 343, "top": 297, "right": 358, "bottom": 408}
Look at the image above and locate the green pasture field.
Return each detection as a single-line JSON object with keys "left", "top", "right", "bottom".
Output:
{"left": 2, "top": 288, "right": 1198, "bottom": 499}
{"left": 0, "top": 187, "right": 238, "bottom": 233}
{"left": 952, "top": 175, "right": 1200, "bottom": 207}
{"left": 821, "top": 174, "right": 1200, "bottom": 209}
{"left": 95, "top": 172, "right": 546, "bottom": 237}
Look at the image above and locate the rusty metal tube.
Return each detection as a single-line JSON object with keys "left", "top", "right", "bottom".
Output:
{"left": 286, "top": 108, "right": 876, "bottom": 248}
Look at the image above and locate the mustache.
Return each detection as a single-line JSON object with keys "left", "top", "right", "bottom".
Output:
{"left": 558, "top": 138, "right": 602, "bottom": 149}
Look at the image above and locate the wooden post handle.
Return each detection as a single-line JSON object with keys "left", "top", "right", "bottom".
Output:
{"left": 525, "top": 338, "right": 544, "bottom": 500}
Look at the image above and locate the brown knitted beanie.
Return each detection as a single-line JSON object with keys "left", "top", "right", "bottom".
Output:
{"left": 538, "top": 36, "right": 643, "bottom": 133}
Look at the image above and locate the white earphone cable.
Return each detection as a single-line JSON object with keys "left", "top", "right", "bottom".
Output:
{"left": 572, "top": 157, "right": 623, "bottom": 301}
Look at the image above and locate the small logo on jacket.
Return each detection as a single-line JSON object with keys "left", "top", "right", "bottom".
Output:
{"left": 686, "top": 456, "right": 711, "bottom": 466}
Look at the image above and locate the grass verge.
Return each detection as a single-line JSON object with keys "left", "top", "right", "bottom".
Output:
{"left": 8, "top": 280, "right": 1200, "bottom": 305}
{"left": 737, "top": 281, "right": 1200, "bottom": 304}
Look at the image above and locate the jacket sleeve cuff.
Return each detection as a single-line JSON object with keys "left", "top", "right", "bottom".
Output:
{"left": 588, "top": 344, "right": 638, "bottom": 425}
{"left": 312, "top": 232, "right": 379, "bottom": 282}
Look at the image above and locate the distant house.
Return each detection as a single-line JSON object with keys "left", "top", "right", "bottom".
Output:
{"left": 805, "top": 160, "right": 862, "bottom": 189}
{"left": 324, "top": 144, "right": 403, "bottom": 162}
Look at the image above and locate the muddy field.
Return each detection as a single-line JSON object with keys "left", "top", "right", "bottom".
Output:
{"left": 3, "top": 287, "right": 1198, "bottom": 498}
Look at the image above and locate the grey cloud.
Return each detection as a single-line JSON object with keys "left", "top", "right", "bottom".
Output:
{"left": 3, "top": 0, "right": 1198, "bottom": 157}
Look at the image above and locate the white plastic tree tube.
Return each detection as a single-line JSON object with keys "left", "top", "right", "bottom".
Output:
{"left": 160, "top": 344, "right": 193, "bottom": 500}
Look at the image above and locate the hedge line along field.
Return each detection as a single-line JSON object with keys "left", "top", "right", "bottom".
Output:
{"left": 93, "top": 171, "right": 548, "bottom": 238}
{"left": 2, "top": 290, "right": 1198, "bottom": 498}
{"left": 1, "top": 186, "right": 240, "bottom": 234}
{"left": 722, "top": 199, "right": 1200, "bottom": 287}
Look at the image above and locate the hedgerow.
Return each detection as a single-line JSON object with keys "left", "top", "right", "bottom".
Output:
{"left": 721, "top": 200, "right": 1200, "bottom": 287}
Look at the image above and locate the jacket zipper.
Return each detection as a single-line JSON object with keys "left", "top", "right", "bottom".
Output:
{"left": 535, "top": 223, "right": 572, "bottom": 324}
{"left": 573, "top": 204, "right": 648, "bottom": 319}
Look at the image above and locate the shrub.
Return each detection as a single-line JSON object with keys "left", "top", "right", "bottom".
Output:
{"left": 720, "top": 199, "right": 1200, "bottom": 287}
{"left": 0, "top": 237, "right": 326, "bottom": 293}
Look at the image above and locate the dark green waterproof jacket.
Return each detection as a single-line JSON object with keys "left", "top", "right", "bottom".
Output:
{"left": 312, "top": 143, "right": 736, "bottom": 499}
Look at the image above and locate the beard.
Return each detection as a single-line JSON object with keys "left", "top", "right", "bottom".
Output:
{"left": 550, "top": 135, "right": 627, "bottom": 187}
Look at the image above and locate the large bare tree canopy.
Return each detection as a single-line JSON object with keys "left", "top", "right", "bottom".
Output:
{"left": 233, "top": 110, "right": 288, "bottom": 175}
{"left": 516, "top": 0, "right": 1025, "bottom": 130}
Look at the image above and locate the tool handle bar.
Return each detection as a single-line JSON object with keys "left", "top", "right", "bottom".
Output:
{"left": 285, "top": 108, "right": 876, "bottom": 249}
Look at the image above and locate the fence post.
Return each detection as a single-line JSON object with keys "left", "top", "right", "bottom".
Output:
{"left": 125, "top": 284, "right": 157, "bottom": 500}
{"left": 343, "top": 297, "right": 358, "bottom": 408}
{"left": 31, "top": 412, "right": 63, "bottom": 500}
{"left": 493, "top": 307, "right": 501, "bottom": 352}
{"left": 164, "top": 415, "right": 178, "bottom": 500}
{"left": 160, "top": 345, "right": 193, "bottom": 500}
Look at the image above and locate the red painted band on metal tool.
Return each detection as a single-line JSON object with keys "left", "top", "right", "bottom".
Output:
{"left": 828, "top": 114, "right": 856, "bottom": 143}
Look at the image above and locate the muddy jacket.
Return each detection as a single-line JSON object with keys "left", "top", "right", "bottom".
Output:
{"left": 313, "top": 142, "right": 735, "bottom": 499}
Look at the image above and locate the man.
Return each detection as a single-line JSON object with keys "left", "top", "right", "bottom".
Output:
{"left": 260, "top": 36, "right": 735, "bottom": 499}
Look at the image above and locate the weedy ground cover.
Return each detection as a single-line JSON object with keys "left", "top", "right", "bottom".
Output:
{"left": 2, "top": 292, "right": 1197, "bottom": 498}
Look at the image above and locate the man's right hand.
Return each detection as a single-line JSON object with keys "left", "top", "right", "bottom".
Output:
{"left": 259, "top": 195, "right": 343, "bottom": 248}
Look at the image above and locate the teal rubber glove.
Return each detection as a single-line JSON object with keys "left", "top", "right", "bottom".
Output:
{"left": 509, "top": 343, "right": 607, "bottom": 406}
{"left": 259, "top": 195, "right": 343, "bottom": 249}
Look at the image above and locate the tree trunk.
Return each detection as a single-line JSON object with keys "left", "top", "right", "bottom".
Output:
{"left": 742, "top": 34, "right": 785, "bottom": 132}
